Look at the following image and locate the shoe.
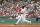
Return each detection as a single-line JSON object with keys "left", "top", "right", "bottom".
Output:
{"left": 14, "top": 24, "right": 18, "bottom": 25}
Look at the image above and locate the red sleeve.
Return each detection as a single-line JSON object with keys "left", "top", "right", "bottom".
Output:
{"left": 19, "top": 9, "right": 21, "bottom": 12}
{"left": 13, "top": 8, "right": 16, "bottom": 9}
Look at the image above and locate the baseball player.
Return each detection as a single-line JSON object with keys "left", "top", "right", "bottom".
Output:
{"left": 15, "top": 6, "right": 31, "bottom": 25}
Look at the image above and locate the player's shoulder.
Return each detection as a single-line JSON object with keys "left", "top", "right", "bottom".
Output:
{"left": 24, "top": 7, "right": 27, "bottom": 9}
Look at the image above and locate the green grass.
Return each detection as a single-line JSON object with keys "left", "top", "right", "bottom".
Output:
{"left": 0, "top": 23, "right": 40, "bottom": 24}
{"left": 20, "top": 22, "right": 40, "bottom": 24}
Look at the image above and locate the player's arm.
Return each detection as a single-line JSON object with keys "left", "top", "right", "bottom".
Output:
{"left": 16, "top": 8, "right": 21, "bottom": 14}
{"left": 18, "top": 9, "right": 22, "bottom": 15}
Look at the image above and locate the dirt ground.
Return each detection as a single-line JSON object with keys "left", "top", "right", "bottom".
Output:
{"left": 0, "top": 24, "right": 40, "bottom": 27}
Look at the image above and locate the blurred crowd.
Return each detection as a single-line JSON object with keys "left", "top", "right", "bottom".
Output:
{"left": 0, "top": 0, "right": 40, "bottom": 19}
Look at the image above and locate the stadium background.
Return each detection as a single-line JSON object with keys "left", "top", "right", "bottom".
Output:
{"left": 0, "top": 0, "right": 40, "bottom": 27}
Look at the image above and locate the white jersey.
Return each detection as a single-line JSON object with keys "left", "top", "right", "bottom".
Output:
{"left": 20, "top": 7, "right": 27, "bottom": 14}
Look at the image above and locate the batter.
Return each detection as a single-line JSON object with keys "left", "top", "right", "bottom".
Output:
{"left": 15, "top": 6, "right": 31, "bottom": 25}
